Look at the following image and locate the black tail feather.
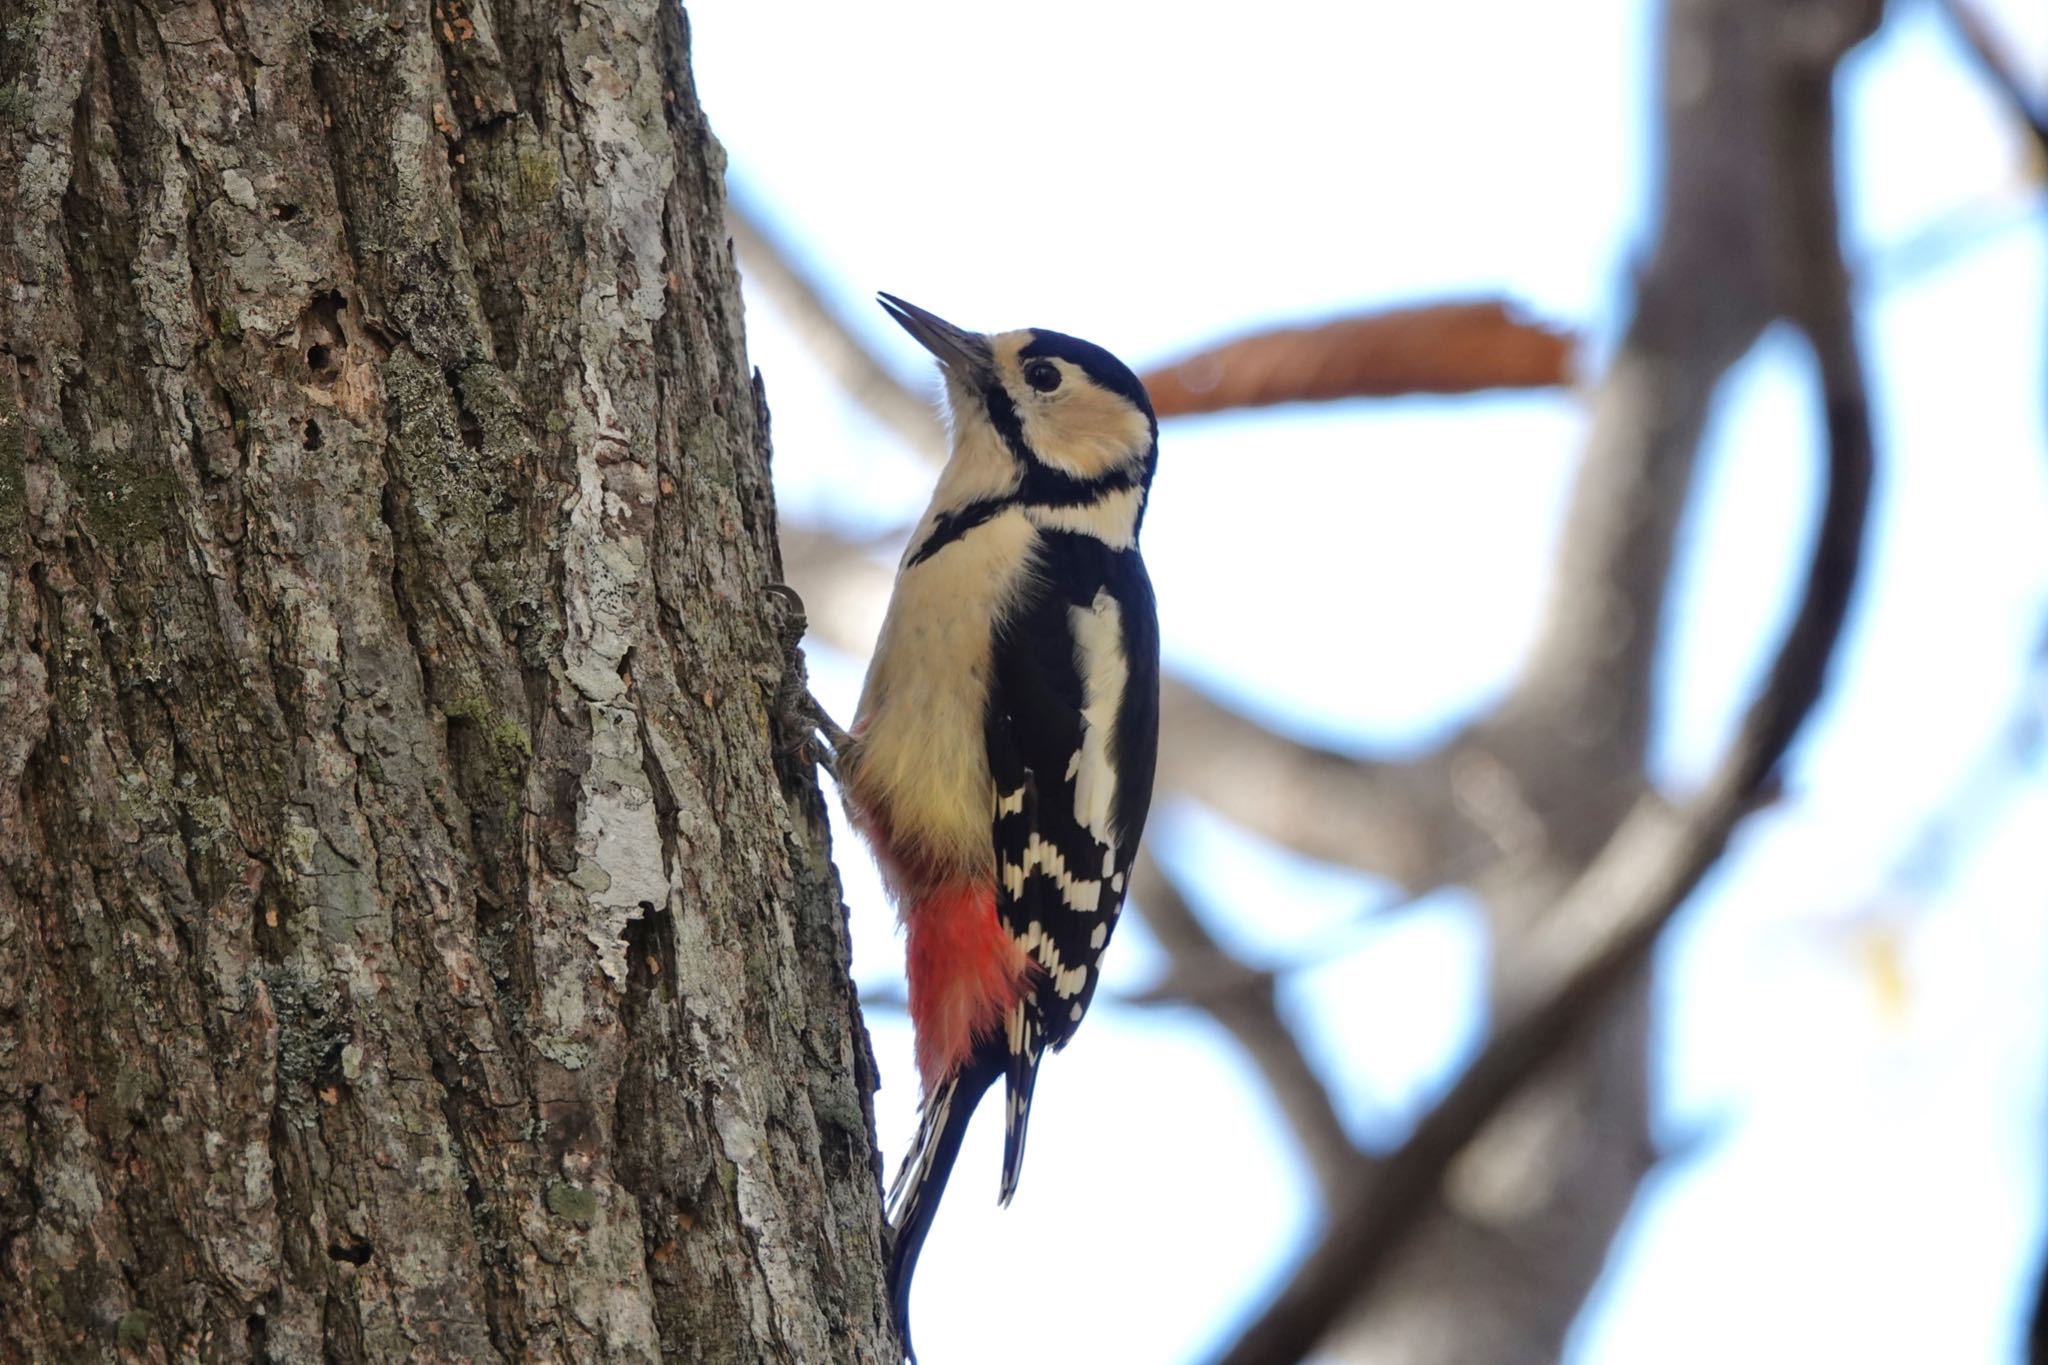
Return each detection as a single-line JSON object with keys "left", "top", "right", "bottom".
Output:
{"left": 998, "top": 1007, "right": 1044, "bottom": 1207}
{"left": 886, "top": 1055, "right": 1002, "bottom": 1363}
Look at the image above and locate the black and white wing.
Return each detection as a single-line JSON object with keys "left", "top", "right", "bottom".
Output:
{"left": 984, "top": 535, "right": 1159, "bottom": 1204}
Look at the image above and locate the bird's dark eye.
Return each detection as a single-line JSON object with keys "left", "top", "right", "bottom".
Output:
{"left": 1023, "top": 359, "right": 1062, "bottom": 393}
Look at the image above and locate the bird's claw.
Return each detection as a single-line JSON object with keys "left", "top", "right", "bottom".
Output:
{"left": 787, "top": 690, "right": 853, "bottom": 780}
{"left": 765, "top": 581, "right": 850, "bottom": 779}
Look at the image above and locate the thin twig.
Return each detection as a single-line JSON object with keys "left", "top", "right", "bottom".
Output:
{"left": 1943, "top": 0, "right": 2048, "bottom": 157}
{"left": 1129, "top": 853, "right": 1365, "bottom": 1205}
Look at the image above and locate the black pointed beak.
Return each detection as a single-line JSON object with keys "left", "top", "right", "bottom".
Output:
{"left": 878, "top": 293, "right": 992, "bottom": 376}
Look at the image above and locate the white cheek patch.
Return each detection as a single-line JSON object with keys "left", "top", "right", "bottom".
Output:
{"left": 1016, "top": 385, "right": 1152, "bottom": 482}
{"left": 991, "top": 330, "right": 1152, "bottom": 484}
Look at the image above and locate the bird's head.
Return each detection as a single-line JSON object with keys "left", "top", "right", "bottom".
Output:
{"left": 879, "top": 294, "right": 1157, "bottom": 493}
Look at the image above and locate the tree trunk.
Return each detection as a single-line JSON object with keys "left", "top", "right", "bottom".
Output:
{"left": 0, "top": 2, "right": 893, "bottom": 1360}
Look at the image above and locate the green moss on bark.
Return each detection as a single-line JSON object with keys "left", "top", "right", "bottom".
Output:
{"left": 445, "top": 693, "right": 532, "bottom": 825}
{"left": 44, "top": 421, "right": 174, "bottom": 546}
{"left": 0, "top": 393, "right": 25, "bottom": 543}
{"left": 115, "top": 1308, "right": 152, "bottom": 1349}
{"left": 545, "top": 1181, "right": 598, "bottom": 1228}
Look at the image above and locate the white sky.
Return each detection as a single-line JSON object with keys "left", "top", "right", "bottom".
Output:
{"left": 689, "top": 2, "right": 2048, "bottom": 1360}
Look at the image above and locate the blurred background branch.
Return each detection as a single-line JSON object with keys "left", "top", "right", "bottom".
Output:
{"left": 708, "top": 0, "right": 2048, "bottom": 1356}
{"left": 1216, "top": 1, "right": 1879, "bottom": 1350}
{"left": 1945, "top": 0, "right": 2048, "bottom": 155}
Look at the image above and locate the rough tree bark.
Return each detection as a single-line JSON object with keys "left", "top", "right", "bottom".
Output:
{"left": 0, "top": 2, "right": 893, "bottom": 1361}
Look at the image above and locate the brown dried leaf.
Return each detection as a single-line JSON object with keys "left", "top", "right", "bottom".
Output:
{"left": 1139, "top": 300, "right": 1575, "bottom": 418}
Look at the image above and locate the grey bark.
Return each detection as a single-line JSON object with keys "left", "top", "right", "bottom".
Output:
{"left": 0, "top": 2, "right": 892, "bottom": 1361}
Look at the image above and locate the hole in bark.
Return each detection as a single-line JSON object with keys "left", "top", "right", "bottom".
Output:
{"left": 624, "top": 899, "right": 674, "bottom": 1001}
{"left": 302, "top": 420, "right": 322, "bottom": 451}
{"left": 274, "top": 203, "right": 302, "bottom": 223}
{"left": 301, "top": 291, "right": 347, "bottom": 386}
{"left": 455, "top": 397, "right": 484, "bottom": 454}
{"left": 313, "top": 1038, "right": 350, "bottom": 1103}
{"left": 472, "top": 892, "right": 531, "bottom": 1009}
{"left": 325, "top": 1237, "right": 373, "bottom": 1266}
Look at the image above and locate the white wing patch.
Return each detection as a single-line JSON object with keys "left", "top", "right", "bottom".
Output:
{"left": 1070, "top": 588, "right": 1128, "bottom": 850}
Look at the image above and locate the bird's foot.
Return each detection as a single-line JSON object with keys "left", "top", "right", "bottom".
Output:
{"left": 765, "top": 582, "right": 852, "bottom": 779}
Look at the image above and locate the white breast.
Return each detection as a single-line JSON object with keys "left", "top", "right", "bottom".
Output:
{"left": 849, "top": 507, "right": 1041, "bottom": 884}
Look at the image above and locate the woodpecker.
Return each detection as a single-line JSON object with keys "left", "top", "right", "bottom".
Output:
{"left": 838, "top": 295, "right": 1161, "bottom": 1357}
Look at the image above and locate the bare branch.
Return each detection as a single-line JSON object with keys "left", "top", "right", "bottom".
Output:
{"left": 1155, "top": 684, "right": 1466, "bottom": 887}
{"left": 1943, "top": 0, "right": 2048, "bottom": 157}
{"left": 1215, "top": 300, "right": 1871, "bottom": 1365}
{"left": 1208, "top": 1, "right": 1879, "bottom": 1359}
{"left": 1482, "top": 0, "right": 1878, "bottom": 800}
{"left": 1128, "top": 853, "right": 1364, "bottom": 1204}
